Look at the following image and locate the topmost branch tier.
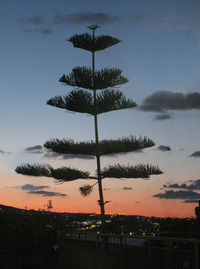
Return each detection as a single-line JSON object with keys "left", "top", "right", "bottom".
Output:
{"left": 68, "top": 33, "right": 121, "bottom": 52}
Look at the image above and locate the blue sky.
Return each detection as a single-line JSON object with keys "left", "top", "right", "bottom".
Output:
{"left": 0, "top": 0, "right": 200, "bottom": 216}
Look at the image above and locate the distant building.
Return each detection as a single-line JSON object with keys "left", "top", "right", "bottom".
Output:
{"left": 195, "top": 200, "right": 200, "bottom": 220}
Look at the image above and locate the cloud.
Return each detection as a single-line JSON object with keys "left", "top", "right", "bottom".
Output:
{"left": 39, "top": 28, "right": 53, "bottom": 35}
{"left": 10, "top": 183, "right": 66, "bottom": 198}
{"left": 8, "top": 184, "right": 50, "bottom": 191}
{"left": 134, "top": 149, "right": 143, "bottom": 153}
{"left": 18, "top": 15, "right": 53, "bottom": 36}
{"left": 22, "top": 27, "right": 53, "bottom": 36}
{"left": 27, "top": 190, "right": 67, "bottom": 198}
{"left": 122, "top": 187, "right": 133, "bottom": 190}
{"left": 153, "top": 190, "right": 200, "bottom": 200}
{"left": 18, "top": 15, "right": 44, "bottom": 25}
{"left": 18, "top": 12, "right": 119, "bottom": 36}
{"left": 154, "top": 114, "right": 171, "bottom": 121}
{"left": 103, "top": 188, "right": 111, "bottom": 191}
{"left": 183, "top": 199, "right": 200, "bottom": 203}
{"left": 0, "top": 149, "right": 10, "bottom": 154}
{"left": 53, "top": 12, "right": 119, "bottom": 26}
{"left": 130, "top": 15, "right": 173, "bottom": 26}
{"left": 20, "top": 184, "right": 50, "bottom": 191}
{"left": 129, "top": 15, "right": 193, "bottom": 30}
{"left": 23, "top": 145, "right": 95, "bottom": 159}
{"left": 129, "top": 12, "right": 200, "bottom": 41}
{"left": 140, "top": 91, "right": 200, "bottom": 113}
{"left": 157, "top": 145, "right": 171, "bottom": 151}
{"left": 24, "top": 145, "right": 44, "bottom": 154}
{"left": 190, "top": 151, "right": 200, "bottom": 157}
{"left": 164, "top": 179, "right": 200, "bottom": 190}
{"left": 43, "top": 151, "right": 95, "bottom": 160}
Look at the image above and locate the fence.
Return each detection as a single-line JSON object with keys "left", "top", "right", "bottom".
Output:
{"left": 62, "top": 233, "right": 200, "bottom": 269}
{"left": 1, "top": 234, "right": 199, "bottom": 269}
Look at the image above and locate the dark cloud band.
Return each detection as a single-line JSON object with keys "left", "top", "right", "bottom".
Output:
{"left": 153, "top": 190, "right": 200, "bottom": 200}
{"left": 140, "top": 91, "right": 200, "bottom": 112}
{"left": 190, "top": 151, "right": 200, "bottom": 158}
{"left": 163, "top": 179, "right": 200, "bottom": 190}
{"left": 21, "top": 184, "right": 50, "bottom": 191}
{"left": 18, "top": 15, "right": 44, "bottom": 25}
{"left": 27, "top": 190, "right": 67, "bottom": 197}
{"left": 122, "top": 187, "right": 133, "bottom": 190}
{"left": 157, "top": 145, "right": 171, "bottom": 151}
{"left": 154, "top": 114, "right": 171, "bottom": 121}
{"left": 54, "top": 12, "right": 119, "bottom": 26}
{"left": 24, "top": 145, "right": 44, "bottom": 154}
{"left": 10, "top": 184, "right": 67, "bottom": 198}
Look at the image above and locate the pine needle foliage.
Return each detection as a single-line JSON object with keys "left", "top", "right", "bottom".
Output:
{"left": 96, "top": 89, "right": 136, "bottom": 114}
{"left": 44, "top": 139, "right": 95, "bottom": 155}
{"left": 44, "top": 136, "right": 155, "bottom": 156}
{"left": 68, "top": 33, "right": 121, "bottom": 52}
{"left": 47, "top": 89, "right": 136, "bottom": 115}
{"left": 15, "top": 25, "right": 163, "bottom": 216}
{"left": 59, "top": 67, "right": 128, "bottom": 90}
{"left": 15, "top": 164, "right": 90, "bottom": 183}
{"left": 101, "top": 164, "right": 163, "bottom": 179}
{"left": 15, "top": 164, "right": 52, "bottom": 177}
{"left": 51, "top": 167, "right": 90, "bottom": 183}
{"left": 47, "top": 90, "right": 93, "bottom": 113}
{"left": 79, "top": 183, "right": 98, "bottom": 197}
{"left": 79, "top": 184, "right": 93, "bottom": 197}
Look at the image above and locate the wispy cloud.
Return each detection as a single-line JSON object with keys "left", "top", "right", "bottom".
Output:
{"left": 53, "top": 12, "right": 120, "bottom": 26}
{"left": 43, "top": 151, "right": 95, "bottom": 160}
{"left": 20, "top": 184, "right": 50, "bottom": 191}
{"left": 103, "top": 188, "right": 111, "bottom": 191}
{"left": 18, "top": 15, "right": 44, "bottom": 25}
{"left": 18, "top": 15, "right": 53, "bottom": 36}
{"left": 153, "top": 190, "right": 200, "bottom": 200}
{"left": 18, "top": 11, "right": 119, "bottom": 36}
{"left": 39, "top": 28, "right": 53, "bottom": 35}
{"left": 157, "top": 145, "right": 171, "bottom": 151}
{"left": 163, "top": 179, "right": 200, "bottom": 191}
{"left": 129, "top": 11, "right": 200, "bottom": 41}
{"left": 27, "top": 190, "right": 67, "bottom": 197}
{"left": 183, "top": 199, "right": 199, "bottom": 203}
{"left": 24, "top": 145, "right": 44, "bottom": 154}
{"left": 190, "top": 151, "right": 200, "bottom": 158}
{"left": 8, "top": 184, "right": 49, "bottom": 191}
{"left": 22, "top": 27, "right": 53, "bottom": 36}
{"left": 9, "top": 184, "right": 67, "bottom": 198}
{"left": 129, "top": 15, "right": 175, "bottom": 26}
{"left": 154, "top": 114, "right": 171, "bottom": 121}
{"left": 122, "top": 187, "right": 133, "bottom": 190}
{"left": 0, "top": 149, "right": 10, "bottom": 154}
{"left": 23, "top": 145, "right": 94, "bottom": 159}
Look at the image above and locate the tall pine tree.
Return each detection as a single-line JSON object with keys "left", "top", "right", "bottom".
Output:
{"left": 16, "top": 25, "right": 162, "bottom": 216}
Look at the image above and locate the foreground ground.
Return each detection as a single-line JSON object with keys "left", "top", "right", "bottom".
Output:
{"left": 0, "top": 204, "right": 199, "bottom": 268}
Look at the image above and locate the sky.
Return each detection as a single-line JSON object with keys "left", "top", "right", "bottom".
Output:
{"left": 1, "top": 0, "right": 200, "bottom": 217}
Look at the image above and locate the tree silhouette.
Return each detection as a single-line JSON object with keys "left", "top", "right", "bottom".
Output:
{"left": 16, "top": 25, "right": 163, "bottom": 216}
{"left": 45, "top": 200, "right": 53, "bottom": 211}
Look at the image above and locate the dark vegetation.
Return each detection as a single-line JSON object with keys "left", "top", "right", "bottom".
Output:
{"left": 0, "top": 204, "right": 200, "bottom": 268}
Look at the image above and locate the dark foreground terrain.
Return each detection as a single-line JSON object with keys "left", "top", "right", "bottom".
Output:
{"left": 0, "top": 204, "right": 199, "bottom": 269}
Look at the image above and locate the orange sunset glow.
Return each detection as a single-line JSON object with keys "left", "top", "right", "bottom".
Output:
{"left": 0, "top": 166, "right": 196, "bottom": 218}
